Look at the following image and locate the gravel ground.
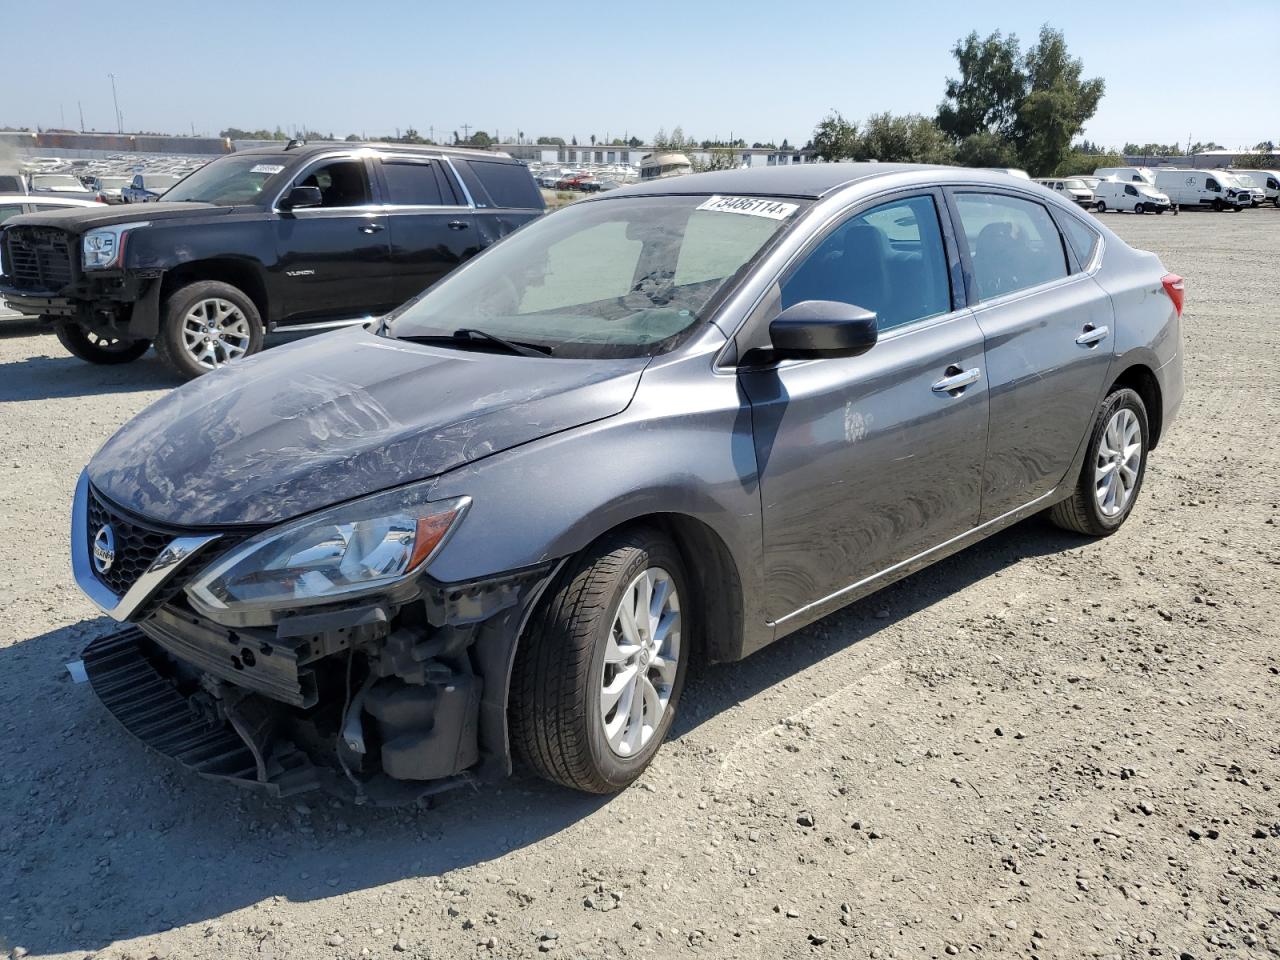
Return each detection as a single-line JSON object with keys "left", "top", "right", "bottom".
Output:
{"left": 1, "top": 208, "right": 1278, "bottom": 960}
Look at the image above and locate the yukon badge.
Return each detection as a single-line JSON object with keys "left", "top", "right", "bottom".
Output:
{"left": 92, "top": 524, "right": 116, "bottom": 574}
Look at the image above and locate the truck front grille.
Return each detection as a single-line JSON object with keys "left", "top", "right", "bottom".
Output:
{"left": 3, "top": 226, "right": 75, "bottom": 292}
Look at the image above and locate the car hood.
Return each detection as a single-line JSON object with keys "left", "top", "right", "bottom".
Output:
{"left": 6, "top": 200, "right": 231, "bottom": 232}
{"left": 88, "top": 328, "right": 648, "bottom": 527}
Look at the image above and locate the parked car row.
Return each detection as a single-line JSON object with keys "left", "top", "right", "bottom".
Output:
{"left": 1089, "top": 165, "right": 1279, "bottom": 212}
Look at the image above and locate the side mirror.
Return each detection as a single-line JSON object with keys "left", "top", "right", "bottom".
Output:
{"left": 768, "top": 300, "right": 878, "bottom": 361}
{"left": 279, "top": 185, "right": 323, "bottom": 211}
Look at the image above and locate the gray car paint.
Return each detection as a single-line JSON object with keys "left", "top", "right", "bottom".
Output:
{"left": 82, "top": 164, "right": 1183, "bottom": 668}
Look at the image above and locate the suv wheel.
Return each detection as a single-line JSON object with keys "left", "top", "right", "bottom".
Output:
{"left": 1049, "top": 388, "right": 1149, "bottom": 537}
{"left": 156, "top": 281, "right": 264, "bottom": 380}
{"left": 54, "top": 320, "right": 150, "bottom": 365}
{"left": 510, "top": 527, "right": 690, "bottom": 793}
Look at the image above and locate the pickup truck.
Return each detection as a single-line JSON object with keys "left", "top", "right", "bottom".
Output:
{"left": 0, "top": 142, "right": 545, "bottom": 378}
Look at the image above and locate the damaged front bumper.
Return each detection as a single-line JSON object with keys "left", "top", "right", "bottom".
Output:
{"left": 73, "top": 480, "right": 558, "bottom": 805}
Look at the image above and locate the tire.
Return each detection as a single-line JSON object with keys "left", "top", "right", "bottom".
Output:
{"left": 155, "top": 280, "right": 264, "bottom": 380}
{"left": 1133, "top": 203, "right": 1144, "bottom": 215}
{"left": 1155, "top": 208, "right": 1165, "bottom": 215}
{"left": 510, "top": 527, "right": 691, "bottom": 794}
{"left": 54, "top": 320, "right": 150, "bottom": 365}
{"left": 1212, "top": 199, "right": 1224, "bottom": 212}
{"left": 1095, "top": 201, "right": 1106, "bottom": 213}
{"left": 1049, "top": 388, "right": 1149, "bottom": 537}
{"left": 1231, "top": 205, "right": 1242, "bottom": 213}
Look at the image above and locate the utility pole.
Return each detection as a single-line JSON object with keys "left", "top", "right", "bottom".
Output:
{"left": 427, "top": 125, "right": 435, "bottom": 143}
{"left": 108, "top": 73, "right": 122, "bottom": 133}
{"left": 78, "top": 101, "right": 85, "bottom": 132}
{"left": 460, "top": 122, "right": 472, "bottom": 141}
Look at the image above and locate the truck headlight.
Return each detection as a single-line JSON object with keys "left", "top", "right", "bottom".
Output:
{"left": 186, "top": 485, "right": 470, "bottom": 617}
{"left": 81, "top": 222, "right": 149, "bottom": 271}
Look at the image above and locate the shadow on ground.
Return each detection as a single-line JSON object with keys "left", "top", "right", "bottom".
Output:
{"left": 0, "top": 518, "right": 1084, "bottom": 954}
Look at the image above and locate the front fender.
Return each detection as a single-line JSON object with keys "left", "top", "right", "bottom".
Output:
{"left": 426, "top": 351, "right": 770, "bottom": 659}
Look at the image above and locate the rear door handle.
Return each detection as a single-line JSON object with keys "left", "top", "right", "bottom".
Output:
{"left": 358, "top": 223, "right": 385, "bottom": 234}
{"left": 1075, "top": 323, "right": 1109, "bottom": 346}
{"left": 932, "top": 366, "right": 981, "bottom": 394}
{"left": 447, "top": 220, "right": 470, "bottom": 230}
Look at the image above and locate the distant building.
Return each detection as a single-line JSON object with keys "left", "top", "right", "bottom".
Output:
{"left": 1122, "top": 148, "right": 1280, "bottom": 170}
{"left": 497, "top": 142, "right": 819, "bottom": 168}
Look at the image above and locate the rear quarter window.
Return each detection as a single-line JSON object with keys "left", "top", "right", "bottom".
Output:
{"left": 1059, "top": 216, "right": 1100, "bottom": 269}
{"left": 463, "top": 160, "right": 544, "bottom": 210}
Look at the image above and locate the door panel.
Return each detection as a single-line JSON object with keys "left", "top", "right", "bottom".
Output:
{"left": 274, "top": 210, "right": 393, "bottom": 321}
{"left": 741, "top": 313, "right": 989, "bottom": 622}
{"left": 376, "top": 156, "right": 479, "bottom": 306}
{"left": 948, "top": 188, "right": 1114, "bottom": 520}
{"left": 969, "top": 275, "right": 1114, "bottom": 518}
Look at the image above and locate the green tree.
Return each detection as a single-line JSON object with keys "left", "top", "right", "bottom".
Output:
{"left": 468, "top": 130, "right": 493, "bottom": 148}
{"left": 937, "top": 26, "right": 1104, "bottom": 176}
{"left": 809, "top": 111, "right": 859, "bottom": 161}
{"left": 536, "top": 136, "right": 565, "bottom": 145}
{"left": 955, "top": 131, "right": 1020, "bottom": 168}
{"left": 691, "top": 147, "right": 741, "bottom": 173}
{"left": 859, "top": 113, "right": 954, "bottom": 164}
{"left": 937, "top": 31, "right": 1025, "bottom": 141}
{"left": 1013, "top": 27, "right": 1105, "bottom": 175}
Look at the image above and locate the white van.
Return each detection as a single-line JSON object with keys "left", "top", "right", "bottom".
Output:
{"left": 1220, "top": 172, "right": 1264, "bottom": 207}
{"left": 1152, "top": 169, "right": 1250, "bottom": 211}
{"left": 1093, "top": 166, "right": 1157, "bottom": 185}
{"left": 1229, "top": 169, "right": 1280, "bottom": 206}
{"left": 1034, "top": 177, "right": 1094, "bottom": 205}
{"left": 1091, "top": 180, "right": 1171, "bottom": 214}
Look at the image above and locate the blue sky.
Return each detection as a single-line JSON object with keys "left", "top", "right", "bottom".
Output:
{"left": 4, "top": 0, "right": 1276, "bottom": 148}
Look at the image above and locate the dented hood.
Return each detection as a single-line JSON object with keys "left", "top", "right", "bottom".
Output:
{"left": 88, "top": 328, "right": 647, "bottom": 527}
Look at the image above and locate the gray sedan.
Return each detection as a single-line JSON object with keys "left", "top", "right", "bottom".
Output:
{"left": 71, "top": 164, "right": 1184, "bottom": 801}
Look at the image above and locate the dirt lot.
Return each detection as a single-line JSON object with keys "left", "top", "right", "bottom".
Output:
{"left": 1, "top": 209, "right": 1278, "bottom": 960}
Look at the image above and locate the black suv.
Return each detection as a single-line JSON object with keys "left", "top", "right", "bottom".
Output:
{"left": 0, "top": 143, "right": 545, "bottom": 378}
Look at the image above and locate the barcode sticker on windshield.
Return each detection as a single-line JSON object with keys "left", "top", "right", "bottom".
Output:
{"left": 250, "top": 164, "right": 285, "bottom": 175}
{"left": 696, "top": 196, "right": 798, "bottom": 220}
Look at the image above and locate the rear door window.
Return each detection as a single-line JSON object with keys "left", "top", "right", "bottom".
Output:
{"left": 464, "top": 160, "right": 543, "bottom": 209}
{"left": 0, "top": 203, "right": 25, "bottom": 224}
{"left": 380, "top": 159, "right": 450, "bottom": 206}
{"left": 954, "top": 192, "right": 1069, "bottom": 301}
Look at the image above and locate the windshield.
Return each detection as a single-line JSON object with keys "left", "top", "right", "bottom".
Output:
{"left": 1064, "top": 179, "right": 1087, "bottom": 189}
{"left": 386, "top": 194, "right": 806, "bottom": 359}
{"left": 32, "top": 175, "right": 86, "bottom": 191}
{"left": 99, "top": 177, "right": 131, "bottom": 188}
{"left": 163, "top": 155, "right": 290, "bottom": 205}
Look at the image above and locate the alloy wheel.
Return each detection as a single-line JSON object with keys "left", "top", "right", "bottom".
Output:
{"left": 1095, "top": 408, "right": 1142, "bottom": 517}
{"left": 599, "top": 566, "right": 681, "bottom": 757}
{"left": 181, "top": 298, "right": 252, "bottom": 369}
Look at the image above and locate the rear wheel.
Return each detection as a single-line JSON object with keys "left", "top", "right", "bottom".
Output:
{"left": 510, "top": 527, "right": 690, "bottom": 793}
{"left": 1095, "top": 201, "right": 1106, "bottom": 213}
{"left": 155, "top": 280, "right": 264, "bottom": 380}
{"left": 54, "top": 320, "right": 150, "bottom": 365}
{"left": 1049, "top": 388, "right": 1149, "bottom": 537}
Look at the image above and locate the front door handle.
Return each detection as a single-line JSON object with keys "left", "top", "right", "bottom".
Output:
{"left": 932, "top": 365, "right": 982, "bottom": 394}
{"left": 358, "top": 223, "right": 385, "bottom": 234}
{"left": 1075, "top": 323, "right": 1109, "bottom": 346}
{"left": 447, "top": 220, "right": 470, "bottom": 230}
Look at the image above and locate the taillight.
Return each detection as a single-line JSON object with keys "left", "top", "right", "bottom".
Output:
{"left": 1161, "top": 273, "right": 1184, "bottom": 317}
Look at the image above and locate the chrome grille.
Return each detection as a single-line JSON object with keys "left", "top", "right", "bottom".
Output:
{"left": 3, "top": 226, "right": 75, "bottom": 292}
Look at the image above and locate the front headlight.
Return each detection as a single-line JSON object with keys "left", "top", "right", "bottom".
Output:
{"left": 81, "top": 222, "right": 149, "bottom": 271}
{"left": 186, "top": 484, "right": 470, "bottom": 617}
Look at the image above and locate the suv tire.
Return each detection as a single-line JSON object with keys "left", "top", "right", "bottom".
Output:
{"left": 510, "top": 527, "right": 691, "bottom": 794}
{"left": 1049, "top": 388, "right": 1149, "bottom": 537}
{"left": 54, "top": 320, "right": 151, "bottom": 365}
{"left": 156, "top": 280, "right": 265, "bottom": 380}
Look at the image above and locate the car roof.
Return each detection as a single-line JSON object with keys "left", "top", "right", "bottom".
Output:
{"left": 232, "top": 142, "right": 517, "bottom": 163}
{"left": 600, "top": 162, "right": 1023, "bottom": 200}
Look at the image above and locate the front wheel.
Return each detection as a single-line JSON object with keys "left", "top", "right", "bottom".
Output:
{"left": 1049, "top": 388, "right": 1149, "bottom": 537}
{"left": 54, "top": 321, "right": 150, "bottom": 365}
{"left": 1133, "top": 203, "right": 1145, "bottom": 215}
{"left": 155, "top": 280, "right": 264, "bottom": 380}
{"left": 1212, "top": 199, "right": 1224, "bottom": 212}
{"left": 510, "top": 527, "right": 690, "bottom": 793}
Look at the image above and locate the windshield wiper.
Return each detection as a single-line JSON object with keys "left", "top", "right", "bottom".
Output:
{"left": 397, "top": 328, "right": 553, "bottom": 358}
